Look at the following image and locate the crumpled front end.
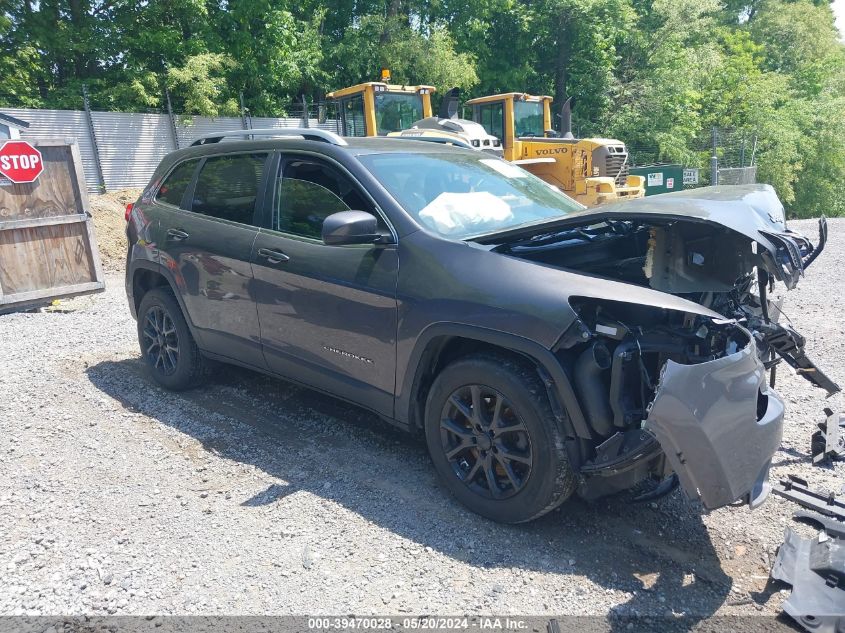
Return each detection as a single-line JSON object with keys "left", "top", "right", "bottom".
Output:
{"left": 644, "top": 326, "right": 784, "bottom": 509}
{"left": 556, "top": 300, "right": 786, "bottom": 510}
{"left": 482, "top": 184, "right": 836, "bottom": 511}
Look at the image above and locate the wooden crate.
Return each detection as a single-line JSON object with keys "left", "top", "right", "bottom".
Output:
{"left": 0, "top": 139, "right": 105, "bottom": 313}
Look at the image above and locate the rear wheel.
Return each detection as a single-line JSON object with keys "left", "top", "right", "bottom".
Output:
{"left": 424, "top": 354, "right": 576, "bottom": 523}
{"left": 137, "top": 288, "right": 208, "bottom": 391}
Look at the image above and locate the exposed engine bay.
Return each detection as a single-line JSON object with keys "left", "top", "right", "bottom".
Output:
{"left": 474, "top": 185, "right": 839, "bottom": 509}
{"left": 498, "top": 212, "right": 838, "bottom": 396}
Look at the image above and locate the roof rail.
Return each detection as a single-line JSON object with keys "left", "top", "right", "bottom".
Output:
{"left": 190, "top": 128, "right": 347, "bottom": 147}
{"left": 391, "top": 135, "right": 473, "bottom": 150}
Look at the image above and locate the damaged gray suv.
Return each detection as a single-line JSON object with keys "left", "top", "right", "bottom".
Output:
{"left": 125, "top": 128, "right": 837, "bottom": 524}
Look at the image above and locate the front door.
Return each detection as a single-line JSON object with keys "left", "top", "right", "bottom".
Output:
{"left": 251, "top": 155, "right": 398, "bottom": 416}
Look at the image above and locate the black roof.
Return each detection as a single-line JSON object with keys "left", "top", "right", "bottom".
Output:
{"left": 0, "top": 112, "right": 30, "bottom": 129}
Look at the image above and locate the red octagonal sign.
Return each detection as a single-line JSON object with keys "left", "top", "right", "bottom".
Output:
{"left": 0, "top": 140, "right": 44, "bottom": 184}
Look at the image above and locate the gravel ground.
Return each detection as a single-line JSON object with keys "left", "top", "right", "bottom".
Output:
{"left": 0, "top": 218, "right": 842, "bottom": 624}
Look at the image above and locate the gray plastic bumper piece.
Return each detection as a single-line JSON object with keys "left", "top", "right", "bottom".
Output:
{"left": 644, "top": 335, "right": 784, "bottom": 510}
{"left": 771, "top": 525, "right": 845, "bottom": 633}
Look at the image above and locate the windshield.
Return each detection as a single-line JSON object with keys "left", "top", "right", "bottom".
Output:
{"left": 375, "top": 93, "right": 423, "bottom": 135}
{"left": 514, "top": 100, "right": 544, "bottom": 137}
{"left": 358, "top": 152, "right": 583, "bottom": 239}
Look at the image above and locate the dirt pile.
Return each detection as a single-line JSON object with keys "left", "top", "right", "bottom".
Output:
{"left": 88, "top": 189, "right": 141, "bottom": 272}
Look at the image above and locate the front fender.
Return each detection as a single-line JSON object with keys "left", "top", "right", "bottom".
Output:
{"left": 397, "top": 322, "right": 592, "bottom": 442}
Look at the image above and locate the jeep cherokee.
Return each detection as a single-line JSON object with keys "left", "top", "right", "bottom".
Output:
{"left": 125, "top": 128, "right": 836, "bottom": 523}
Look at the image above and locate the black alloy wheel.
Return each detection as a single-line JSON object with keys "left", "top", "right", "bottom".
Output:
{"left": 440, "top": 384, "right": 533, "bottom": 499}
{"left": 142, "top": 305, "right": 179, "bottom": 376}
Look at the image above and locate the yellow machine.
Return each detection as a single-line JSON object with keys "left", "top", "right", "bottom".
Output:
{"left": 327, "top": 69, "right": 436, "bottom": 137}
{"left": 465, "top": 93, "right": 645, "bottom": 206}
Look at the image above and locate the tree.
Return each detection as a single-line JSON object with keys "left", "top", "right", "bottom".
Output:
{"left": 0, "top": 8, "right": 42, "bottom": 107}
{"left": 207, "top": 0, "right": 325, "bottom": 115}
{"left": 607, "top": 0, "right": 721, "bottom": 164}
{"left": 166, "top": 53, "right": 238, "bottom": 117}
{"left": 328, "top": 14, "right": 478, "bottom": 92}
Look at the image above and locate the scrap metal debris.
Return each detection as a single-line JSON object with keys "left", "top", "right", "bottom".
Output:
{"left": 770, "top": 511, "right": 844, "bottom": 633}
{"left": 813, "top": 408, "right": 845, "bottom": 465}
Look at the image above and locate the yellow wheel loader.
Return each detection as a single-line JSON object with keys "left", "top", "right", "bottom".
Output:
{"left": 327, "top": 72, "right": 435, "bottom": 137}
{"left": 465, "top": 93, "right": 645, "bottom": 206}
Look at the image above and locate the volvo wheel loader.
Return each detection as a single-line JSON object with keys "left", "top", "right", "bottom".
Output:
{"left": 465, "top": 93, "right": 645, "bottom": 206}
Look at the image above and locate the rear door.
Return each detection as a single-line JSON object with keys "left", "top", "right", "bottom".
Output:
{"left": 251, "top": 153, "right": 399, "bottom": 416}
{"left": 157, "top": 151, "right": 271, "bottom": 367}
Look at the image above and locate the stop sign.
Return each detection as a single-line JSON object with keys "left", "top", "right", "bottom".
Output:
{"left": 0, "top": 140, "right": 44, "bottom": 184}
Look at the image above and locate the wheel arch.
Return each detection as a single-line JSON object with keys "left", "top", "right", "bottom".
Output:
{"left": 128, "top": 261, "right": 201, "bottom": 341}
{"left": 400, "top": 323, "right": 592, "bottom": 447}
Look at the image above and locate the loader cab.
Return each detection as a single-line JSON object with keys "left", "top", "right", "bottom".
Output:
{"left": 467, "top": 92, "right": 645, "bottom": 207}
{"left": 327, "top": 81, "right": 435, "bottom": 137}
{"left": 466, "top": 93, "right": 554, "bottom": 160}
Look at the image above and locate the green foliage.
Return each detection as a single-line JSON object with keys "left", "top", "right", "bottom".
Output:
{"left": 0, "top": 0, "right": 842, "bottom": 216}
{"left": 742, "top": 0, "right": 845, "bottom": 216}
{"left": 209, "top": 1, "right": 326, "bottom": 115}
{"left": 0, "top": 12, "right": 41, "bottom": 107}
{"left": 605, "top": 0, "right": 722, "bottom": 165}
{"left": 166, "top": 53, "right": 238, "bottom": 117}
{"left": 330, "top": 15, "right": 478, "bottom": 91}
{"left": 792, "top": 95, "right": 845, "bottom": 217}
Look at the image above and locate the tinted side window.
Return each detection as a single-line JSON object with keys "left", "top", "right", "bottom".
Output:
{"left": 277, "top": 179, "right": 350, "bottom": 239}
{"left": 191, "top": 153, "right": 267, "bottom": 225}
{"left": 478, "top": 102, "right": 505, "bottom": 140}
{"left": 157, "top": 159, "right": 198, "bottom": 208}
{"left": 275, "top": 159, "right": 380, "bottom": 239}
{"left": 342, "top": 96, "right": 366, "bottom": 137}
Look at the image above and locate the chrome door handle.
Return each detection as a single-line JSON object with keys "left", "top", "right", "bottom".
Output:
{"left": 167, "top": 228, "right": 189, "bottom": 241}
{"left": 257, "top": 247, "right": 290, "bottom": 264}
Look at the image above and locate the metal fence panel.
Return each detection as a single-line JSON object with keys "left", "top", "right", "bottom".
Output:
{"left": 1, "top": 108, "right": 340, "bottom": 193}
{"left": 177, "top": 116, "right": 339, "bottom": 146}
{"left": 91, "top": 111, "right": 176, "bottom": 191}
{"left": 1, "top": 107, "right": 103, "bottom": 193}
{"left": 718, "top": 167, "right": 757, "bottom": 185}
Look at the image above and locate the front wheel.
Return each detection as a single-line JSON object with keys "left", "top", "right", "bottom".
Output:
{"left": 137, "top": 288, "right": 208, "bottom": 391}
{"left": 424, "top": 355, "right": 576, "bottom": 523}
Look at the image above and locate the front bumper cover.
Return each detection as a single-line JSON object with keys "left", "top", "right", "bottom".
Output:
{"left": 644, "top": 331, "right": 784, "bottom": 510}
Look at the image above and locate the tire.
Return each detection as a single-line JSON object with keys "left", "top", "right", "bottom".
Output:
{"left": 137, "top": 287, "right": 208, "bottom": 391}
{"left": 424, "top": 354, "right": 576, "bottom": 524}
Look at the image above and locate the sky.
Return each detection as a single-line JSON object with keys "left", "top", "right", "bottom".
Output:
{"left": 835, "top": 0, "right": 845, "bottom": 40}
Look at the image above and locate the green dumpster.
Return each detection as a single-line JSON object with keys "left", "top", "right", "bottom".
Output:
{"left": 629, "top": 164, "right": 685, "bottom": 196}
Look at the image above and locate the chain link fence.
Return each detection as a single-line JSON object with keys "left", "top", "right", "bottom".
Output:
{"left": 625, "top": 127, "right": 759, "bottom": 189}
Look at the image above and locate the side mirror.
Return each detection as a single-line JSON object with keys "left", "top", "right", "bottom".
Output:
{"left": 322, "top": 211, "right": 382, "bottom": 246}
